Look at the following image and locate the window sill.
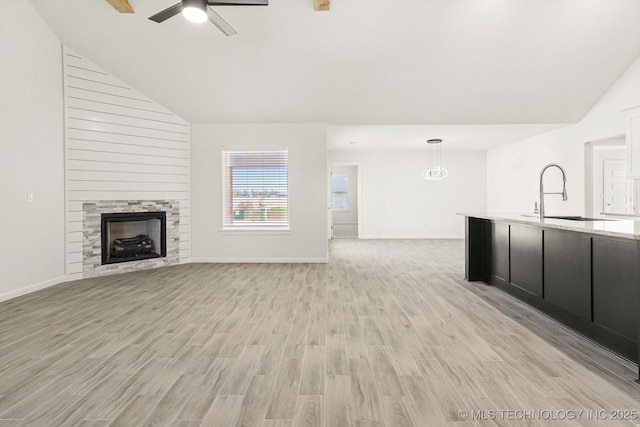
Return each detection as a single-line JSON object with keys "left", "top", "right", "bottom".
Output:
{"left": 220, "top": 228, "right": 292, "bottom": 235}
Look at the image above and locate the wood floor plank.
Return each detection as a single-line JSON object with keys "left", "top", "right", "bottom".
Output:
{"left": 256, "top": 334, "right": 289, "bottom": 376}
{"left": 262, "top": 420, "right": 293, "bottom": 427}
{"left": 325, "top": 334, "right": 348, "bottom": 376}
{"left": 305, "top": 298, "right": 326, "bottom": 347}
{"left": 348, "top": 358, "right": 382, "bottom": 423}
{"left": 293, "top": 396, "right": 323, "bottom": 427}
{"left": 298, "top": 346, "right": 324, "bottom": 396}
{"left": 325, "top": 375, "right": 353, "bottom": 427}
{"left": 382, "top": 396, "right": 414, "bottom": 427}
{"left": 369, "top": 346, "right": 404, "bottom": 397}
{"left": 176, "top": 358, "right": 233, "bottom": 420}
{"left": 87, "top": 358, "right": 169, "bottom": 420}
{"left": 7, "top": 394, "right": 80, "bottom": 427}
{"left": 0, "top": 240, "right": 638, "bottom": 427}
{"left": 283, "top": 323, "right": 307, "bottom": 360}
{"left": 265, "top": 359, "right": 302, "bottom": 419}
{"left": 201, "top": 394, "right": 243, "bottom": 427}
{"left": 218, "top": 345, "right": 264, "bottom": 395}
{"left": 142, "top": 374, "right": 202, "bottom": 427}
{"left": 399, "top": 375, "right": 448, "bottom": 426}
{"left": 108, "top": 394, "right": 162, "bottom": 427}
{"left": 345, "top": 323, "right": 369, "bottom": 360}
{"left": 234, "top": 375, "right": 276, "bottom": 427}
{"left": 170, "top": 420, "right": 202, "bottom": 427}
{"left": 50, "top": 374, "right": 133, "bottom": 426}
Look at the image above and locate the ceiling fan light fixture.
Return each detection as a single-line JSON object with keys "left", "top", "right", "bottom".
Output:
{"left": 182, "top": 0, "right": 208, "bottom": 23}
{"left": 183, "top": 7, "right": 207, "bottom": 23}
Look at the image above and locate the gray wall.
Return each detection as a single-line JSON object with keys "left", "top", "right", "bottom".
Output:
{"left": 191, "top": 123, "right": 328, "bottom": 262}
{"left": 0, "top": 0, "right": 65, "bottom": 300}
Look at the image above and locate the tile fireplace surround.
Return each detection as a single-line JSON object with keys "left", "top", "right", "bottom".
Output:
{"left": 82, "top": 200, "right": 180, "bottom": 277}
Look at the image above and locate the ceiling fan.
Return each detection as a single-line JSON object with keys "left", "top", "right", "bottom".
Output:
{"left": 149, "top": 0, "right": 268, "bottom": 36}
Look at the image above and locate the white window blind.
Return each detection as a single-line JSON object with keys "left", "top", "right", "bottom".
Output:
{"left": 222, "top": 149, "right": 289, "bottom": 229}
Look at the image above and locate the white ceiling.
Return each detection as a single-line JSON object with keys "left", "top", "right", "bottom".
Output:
{"left": 327, "top": 123, "right": 567, "bottom": 151}
{"left": 30, "top": 0, "right": 640, "bottom": 149}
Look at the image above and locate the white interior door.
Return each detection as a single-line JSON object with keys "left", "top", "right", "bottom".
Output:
{"left": 603, "top": 159, "right": 631, "bottom": 214}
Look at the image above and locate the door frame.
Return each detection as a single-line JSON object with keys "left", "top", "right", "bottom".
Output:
{"left": 329, "top": 162, "right": 362, "bottom": 239}
{"left": 584, "top": 138, "right": 626, "bottom": 217}
{"left": 602, "top": 158, "right": 632, "bottom": 214}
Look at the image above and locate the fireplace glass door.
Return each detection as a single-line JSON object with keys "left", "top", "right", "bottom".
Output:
{"left": 101, "top": 212, "right": 167, "bottom": 264}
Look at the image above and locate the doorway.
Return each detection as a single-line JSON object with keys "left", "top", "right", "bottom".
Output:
{"left": 329, "top": 163, "right": 361, "bottom": 239}
{"left": 586, "top": 139, "right": 637, "bottom": 216}
{"left": 602, "top": 159, "right": 632, "bottom": 214}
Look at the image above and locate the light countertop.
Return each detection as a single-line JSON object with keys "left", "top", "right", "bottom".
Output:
{"left": 459, "top": 212, "right": 640, "bottom": 240}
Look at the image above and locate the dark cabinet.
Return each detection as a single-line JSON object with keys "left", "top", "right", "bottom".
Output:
{"left": 509, "top": 225, "right": 543, "bottom": 297}
{"left": 464, "top": 216, "right": 639, "bottom": 375}
{"left": 490, "top": 222, "right": 509, "bottom": 286}
{"left": 543, "top": 229, "right": 591, "bottom": 320}
{"left": 592, "top": 237, "right": 638, "bottom": 342}
{"left": 464, "top": 217, "right": 490, "bottom": 281}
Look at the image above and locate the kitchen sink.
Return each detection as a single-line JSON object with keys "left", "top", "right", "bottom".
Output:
{"left": 543, "top": 216, "right": 616, "bottom": 221}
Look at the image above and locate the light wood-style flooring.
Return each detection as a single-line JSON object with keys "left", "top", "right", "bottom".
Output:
{"left": 1, "top": 239, "right": 639, "bottom": 426}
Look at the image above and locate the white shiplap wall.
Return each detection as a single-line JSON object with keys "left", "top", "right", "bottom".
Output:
{"left": 63, "top": 46, "right": 190, "bottom": 279}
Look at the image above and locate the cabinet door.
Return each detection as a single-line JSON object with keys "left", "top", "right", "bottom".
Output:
{"left": 465, "top": 217, "right": 490, "bottom": 281}
{"left": 626, "top": 106, "right": 640, "bottom": 178}
{"left": 490, "top": 222, "right": 509, "bottom": 285}
{"left": 509, "top": 225, "right": 543, "bottom": 297}
{"left": 543, "top": 229, "right": 591, "bottom": 320}
{"left": 592, "top": 237, "right": 638, "bottom": 342}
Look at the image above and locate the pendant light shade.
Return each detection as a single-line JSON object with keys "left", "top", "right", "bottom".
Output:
{"left": 182, "top": 0, "right": 208, "bottom": 23}
{"left": 422, "top": 138, "right": 448, "bottom": 180}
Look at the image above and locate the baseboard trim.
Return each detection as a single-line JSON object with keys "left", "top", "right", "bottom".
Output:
{"left": 0, "top": 276, "right": 67, "bottom": 303}
{"left": 189, "top": 257, "right": 329, "bottom": 264}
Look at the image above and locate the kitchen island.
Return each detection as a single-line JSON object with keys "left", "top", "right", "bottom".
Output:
{"left": 462, "top": 213, "right": 640, "bottom": 382}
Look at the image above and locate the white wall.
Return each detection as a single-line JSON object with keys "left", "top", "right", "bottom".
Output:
{"left": 62, "top": 47, "right": 191, "bottom": 279}
{"left": 191, "top": 124, "right": 328, "bottom": 262}
{"left": 487, "top": 56, "right": 640, "bottom": 214}
{"left": 0, "top": 0, "right": 65, "bottom": 301}
{"left": 328, "top": 150, "right": 487, "bottom": 238}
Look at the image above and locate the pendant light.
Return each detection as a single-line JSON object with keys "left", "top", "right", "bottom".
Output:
{"left": 422, "top": 138, "right": 448, "bottom": 180}
{"left": 182, "top": 0, "right": 208, "bottom": 23}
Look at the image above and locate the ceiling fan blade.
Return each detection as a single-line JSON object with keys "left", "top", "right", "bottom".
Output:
{"left": 207, "top": 7, "right": 237, "bottom": 36}
{"left": 106, "top": 0, "right": 134, "bottom": 13}
{"left": 149, "top": 3, "right": 183, "bottom": 23}
{"left": 207, "top": 0, "right": 268, "bottom": 5}
{"left": 313, "top": 0, "right": 330, "bottom": 11}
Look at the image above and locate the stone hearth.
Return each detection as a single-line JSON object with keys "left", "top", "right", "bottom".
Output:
{"left": 83, "top": 200, "right": 179, "bottom": 277}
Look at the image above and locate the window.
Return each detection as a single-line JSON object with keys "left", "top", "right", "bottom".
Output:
{"left": 332, "top": 175, "right": 348, "bottom": 210}
{"left": 222, "top": 149, "right": 289, "bottom": 229}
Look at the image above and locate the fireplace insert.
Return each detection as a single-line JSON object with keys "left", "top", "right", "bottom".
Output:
{"left": 101, "top": 211, "right": 167, "bottom": 264}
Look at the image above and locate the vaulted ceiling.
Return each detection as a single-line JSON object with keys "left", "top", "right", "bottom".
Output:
{"left": 30, "top": 0, "right": 640, "bottom": 143}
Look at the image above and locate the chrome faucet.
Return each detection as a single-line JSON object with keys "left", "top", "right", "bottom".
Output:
{"left": 539, "top": 163, "right": 568, "bottom": 220}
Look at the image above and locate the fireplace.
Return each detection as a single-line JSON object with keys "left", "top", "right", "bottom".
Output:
{"left": 101, "top": 211, "right": 167, "bottom": 265}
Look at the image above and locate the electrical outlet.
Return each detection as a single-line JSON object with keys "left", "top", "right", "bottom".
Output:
{"left": 27, "top": 193, "right": 34, "bottom": 203}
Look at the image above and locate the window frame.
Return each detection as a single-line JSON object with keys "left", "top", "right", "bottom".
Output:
{"left": 221, "top": 147, "right": 291, "bottom": 233}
